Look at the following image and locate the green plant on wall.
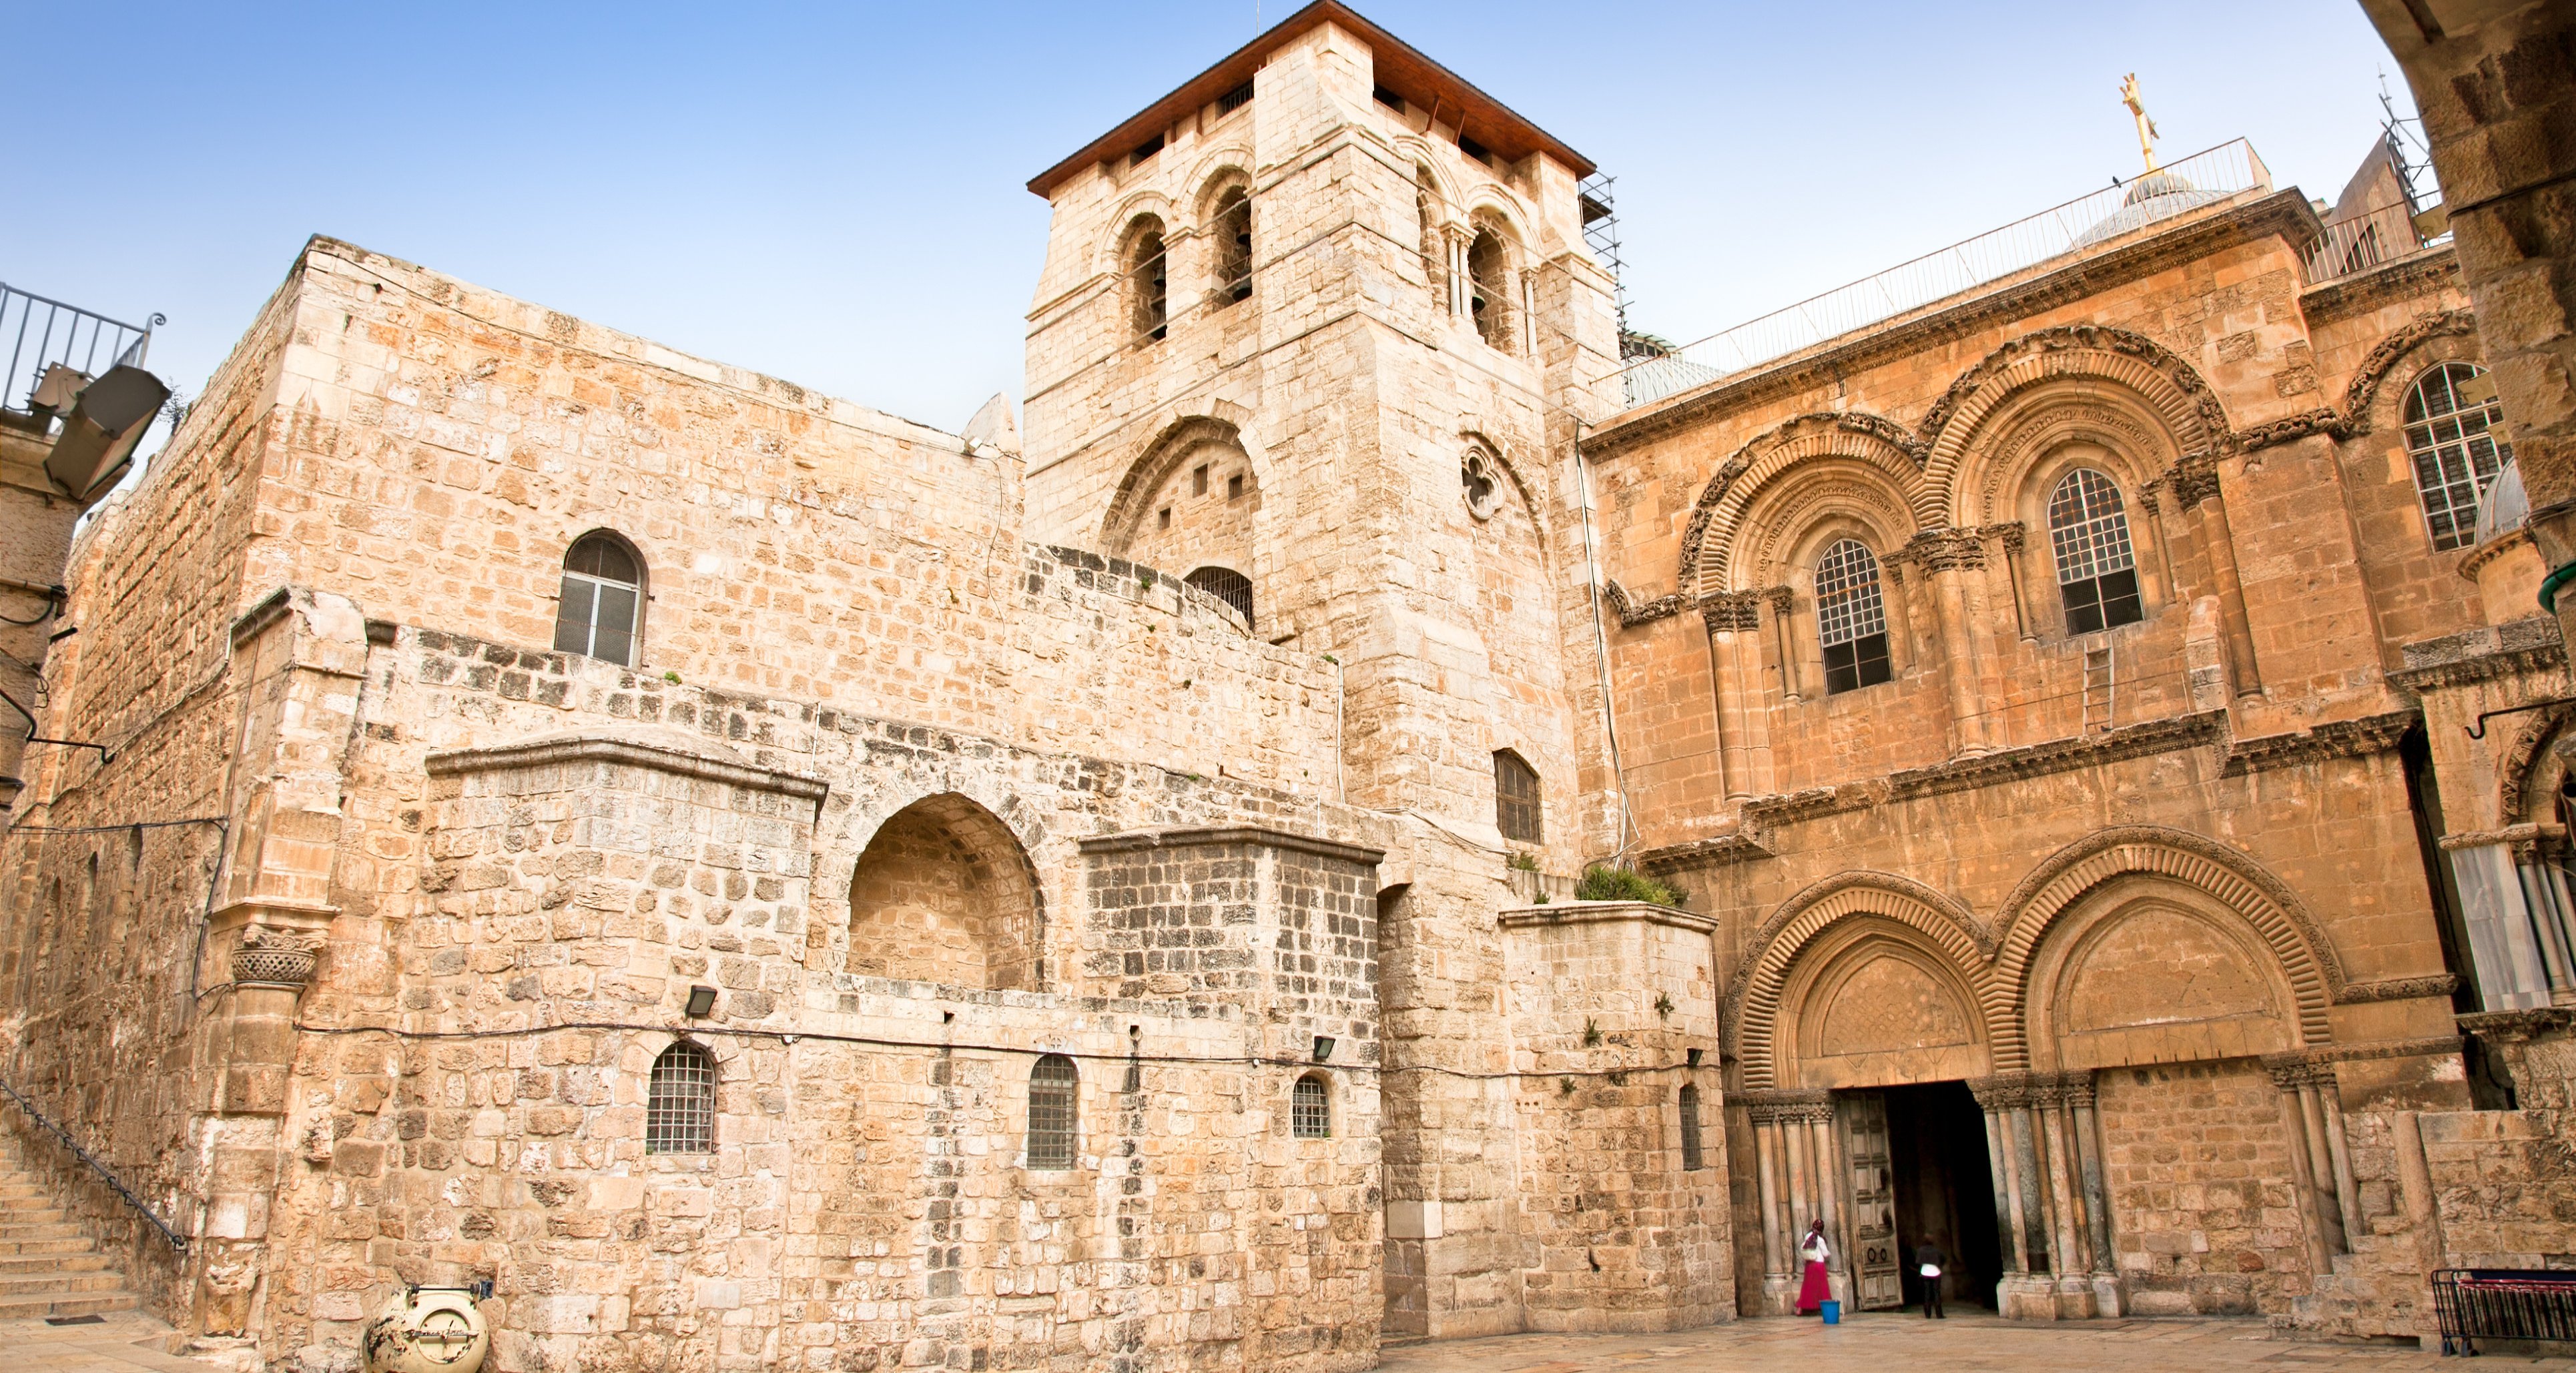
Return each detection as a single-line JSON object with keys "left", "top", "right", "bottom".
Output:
{"left": 1576, "top": 863, "right": 1686, "bottom": 908}
{"left": 1506, "top": 850, "right": 1539, "bottom": 872}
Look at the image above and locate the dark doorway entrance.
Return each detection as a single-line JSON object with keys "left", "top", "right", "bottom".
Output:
{"left": 1883, "top": 1081, "right": 2003, "bottom": 1311}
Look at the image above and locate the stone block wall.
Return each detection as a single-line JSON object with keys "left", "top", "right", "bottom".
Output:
{"left": 2094, "top": 1059, "right": 2313, "bottom": 1315}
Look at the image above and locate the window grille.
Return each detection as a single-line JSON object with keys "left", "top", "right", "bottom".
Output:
{"left": 1128, "top": 221, "right": 1168, "bottom": 344}
{"left": 2048, "top": 469, "right": 2143, "bottom": 634}
{"left": 1217, "top": 81, "right": 1254, "bottom": 115}
{"left": 1678, "top": 1084, "right": 1704, "bottom": 1171}
{"left": 1028, "top": 1055, "right": 1078, "bottom": 1169}
{"left": 554, "top": 532, "right": 643, "bottom": 666}
{"left": 645, "top": 1041, "right": 715, "bottom": 1154}
{"left": 2405, "top": 362, "right": 2513, "bottom": 550}
{"left": 1292, "top": 1074, "right": 1331, "bottom": 1138}
{"left": 1494, "top": 751, "right": 1542, "bottom": 844}
{"left": 1815, "top": 538, "right": 1891, "bottom": 693}
{"left": 1185, "top": 566, "right": 1254, "bottom": 627}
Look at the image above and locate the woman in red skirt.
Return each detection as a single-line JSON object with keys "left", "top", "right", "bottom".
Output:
{"left": 1796, "top": 1220, "right": 1833, "bottom": 1315}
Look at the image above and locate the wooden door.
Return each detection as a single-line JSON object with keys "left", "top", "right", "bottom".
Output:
{"left": 1838, "top": 1091, "right": 1904, "bottom": 1310}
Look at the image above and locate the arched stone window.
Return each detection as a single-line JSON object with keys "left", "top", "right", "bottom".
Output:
{"left": 1028, "top": 1054, "right": 1078, "bottom": 1169}
{"left": 1291, "top": 1073, "right": 1331, "bottom": 1138}
{"left": 2047, "top": 468, "right": 2143, "bottom": 634}
{"left": 645, "top": 1041, "right": 715, "bottom": 1154}
{"left": 847, "top": 794, "right": 1042, "bottom": 990}
{"left": 1494, "top": 749, "right": 1542, "bottom": 843}
{"left": 1124, "top": 217, "right": 1169, "bottom": 344}
{"left": 1678, "top": 1083, "right": 1704, "bottom": 1171}
{"left": 1462, "top": 446, "right": 1502, "bottom": 520}
{"left": 553, "top": 531, "right": 643, "bottom": 666}
{"left": 1185, "top": 565, "right": 1253, "bottom": 626}
{"left": 1211, "top": 187, "right": 1252, "bottom": 306}
{"left": 1467, "top": 227, "right": 1512, "bottom": 352}
{"left": 1417, "top": 167, "right": 1445, "bottom": 309}
{"left": 2404, "top": 361, "right": 2513, "bottom": 550}
{"left": 1815, "top": 538, "right": 1891, "bottom": 694}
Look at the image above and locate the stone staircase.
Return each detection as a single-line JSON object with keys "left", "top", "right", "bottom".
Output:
{"left": 0, "top": 1135, "right": 141, "bottom": 1320}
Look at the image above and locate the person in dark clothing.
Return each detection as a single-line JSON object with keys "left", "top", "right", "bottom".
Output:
{"left": 1915, "top": 1237, "right": 1948, "bottom": 1318}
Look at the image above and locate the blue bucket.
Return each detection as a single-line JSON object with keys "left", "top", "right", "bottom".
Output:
{"left": 1820, "top": 1299, "right": 1841, "bottom": 1325}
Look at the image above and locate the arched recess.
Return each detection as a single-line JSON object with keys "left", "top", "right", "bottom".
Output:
{"left": 1096, "top": 409, "right": 1265, "bottom": 556}
{"left": 2023, "top": 878, "right": 2304, "bottom": 1071}
{"left": 2337, "top": 309, "right": 2480, "bottom": 438}
{"left": 2499, "top": 705, "right": 2576, "bottom": 827}
{"left": 1991, "top": 827, "right": 2339, "bottom": 1068}
{"left": 846, "top": 792, "right": 1046, "bottom": 991}
{"left": 1684, "top": 416, "right": 1929, "bottom": 596}
{"left": 1727, "top": 872, "right": 1997, "bottom": 1090}
{"left": 1919, "top": 326, "right": 2232, "bottom": 522}
{"left": 1780, "top": 921, "right": 1993, "bottom": 1089}
{"left": 1946, "top": 381, "right": 2181, "bottom": 532}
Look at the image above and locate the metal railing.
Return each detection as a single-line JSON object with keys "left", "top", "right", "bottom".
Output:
{"left": 1620, "top": 139, "right": 2273, "bottom": 408}
{"left": 0, "top": 1077, "right": 188, "bottom": 1252}
{"left": 0, "top": 284, "right": 160, "bottom": 416}
{"left": 2302, "top": 186, "right": 2450, "bottom": 286}
{"left": 2434, "top": 1268, "right": 2576, "bottom": 1354}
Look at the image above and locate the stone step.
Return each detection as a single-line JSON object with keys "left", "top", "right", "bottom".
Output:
{"left": 0, "top": 1288, "right": 139, "bottom": 1319}
{"left": 0, "top": 1236, "right": 99, "bottom": 1256}
{"left": 0, "top": 1212, "right": 79, "bottom": 1230}
{"left": 0, "top": 1270, "right": 129, "bottom": 1296}
{"left": 0, "top": 1252, "right": 111, "bottom": 1276}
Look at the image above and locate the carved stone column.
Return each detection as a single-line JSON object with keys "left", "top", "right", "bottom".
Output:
{"left": 1973, "top": 1073, "right": 2062, "bottom": 1318}
{"left": 2065, "top": 1073, "right": 2124, "bottom": 1316}
{"left": 1742, "top": 1089, "right": 1834, "bottom": 1313}
{"left": 1753, "top": 1114, "right": 1787, "bottom": 1282}
{"left": 1766, "top": 586, "right": 1803, "bottom": 703}
{"left": 1987, "top": 522, "right": 2034, "bottom": 642}
{"left": 2265, "top": 1056, "right": 2346, "bottom": 1269}
{"left": 1909, "top": 529, "right": 1997, "bottom": 755}
{"left": 1702, "top": 594, "right": 1771, "bottom": 801}
{"left": 2170, "top": 459, "right": 2262, "bottom": 697}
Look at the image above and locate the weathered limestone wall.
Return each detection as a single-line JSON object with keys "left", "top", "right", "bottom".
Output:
{"left": 2094, "top": 1060, "right": 2311, "bottom": 1315}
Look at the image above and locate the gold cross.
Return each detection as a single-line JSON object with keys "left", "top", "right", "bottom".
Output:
{"left": 2120, "top": 73, "right": 2161, "bottom": 173}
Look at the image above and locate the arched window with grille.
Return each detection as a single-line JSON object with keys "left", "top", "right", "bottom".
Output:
{"left": 1815, "top": 538, "right": 1891, "bottom": 694}
{"left": 1125, "top": 217, "right": 1169, "bottom": 344}
{"left": 2404, "top": 361, "right": 2514, "bottom": 550}
{"left": 1468, "top": 228, "right": 1512, "bottom": 352}
{"left": 645, "top": 1040, "right": 715, "bottom": 1154}
{"left": 1494, "top": 750, "right": 1541, "bottom": 844}
{"left": 1184, "top": 566, "right": 1253, "bottom": 627}
{"left": 554, "top": 531, "right": 644, "bottom": 666}
{"left": 1678, "top": 1083, "right": 1704, "bottom": 1171}
{"left": 1027, "top": 1054, "right": 1078, "bottom": 1169}
{"left": 2047, "top": 469, "right": 2143, "bottom": 634}
{"left": 1211, "top": 186, "right": 1252, "bottom": 306}
{"left": 1291, "top": 1073, "right": 1331, "bottom": 1138}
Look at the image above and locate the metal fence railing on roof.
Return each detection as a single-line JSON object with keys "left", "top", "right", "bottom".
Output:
{"left": 1620, "top": 139, "right": 2273, "bottom": 408}
{"left": 1, "top": 283, "right": 159, "bottom": 415}
{"left": 2302, "top": 184, "right": 2449, "bottom": 286}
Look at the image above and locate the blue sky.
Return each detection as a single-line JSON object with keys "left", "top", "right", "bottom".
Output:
{"left": 5, "top": 1, "right": 2414, "bottom": 438}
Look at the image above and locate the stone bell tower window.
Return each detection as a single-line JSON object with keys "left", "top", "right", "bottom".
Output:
{"left": 1468, "top": 228, "right": 1512, "bottom": 352}
{"left": 1494, "top": 749, "right": 1542, "bottom": 843}
{"left": 2048, "top": 468, "right": 2142, "bottom": 634}
{"left": 1028, "top": 1055, "right": 1079, "bottom": 1168}
{"left": 2405, "top": 361, "right": 2513, "bottom": 550}
{"left": 1125, "top": 217, "right": 1169, "bottom": 344}
{"left": 554, "top": 530, "right": 644, "bottom": 666}
{"left": 1816, "top": 538, "right": 1892, "bottom": 694}
{"left": 645, "top": 1040, "right": 715, "bottom": 1154}
{"left": 1212, "top": 187, "right": 1253, "bottom": 306}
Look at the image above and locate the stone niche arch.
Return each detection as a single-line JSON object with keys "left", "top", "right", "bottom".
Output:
{"left": 2500, "top": 707, "right": 2576, "bottom": 828}
{"left": 2023, "top": 879, "right": 2300, "bottom": 1071}
{"left": 1780, "top": 922, "right": 1992, "bottom": 1089}
{"left": 1098, "top": 411, "right": 1262, "bottom": 568}
{"left": 1949, "top": 382, "right": 2180, "bottom": 534}
{"left": 1991, "top": 827, "right": 2338, "bottom": 1069}
{"left": 1682, "top": 413, "right": 1927, "bottom": 597}
{"left": 1728, "top": 872, "right": 1997, "bottom": 1090}
{"left": 846, "top": 793, "right": 1045, "bottom": 991}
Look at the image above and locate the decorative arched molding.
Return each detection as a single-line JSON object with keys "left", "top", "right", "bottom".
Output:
{"left": 1183, "top": 152, "right": 1256, "bottom": 221}
{"left": 1921, "top": 327, "right": 2229, "bottom": 519}
{"left": 1736, "top": 462, "right": 1921, "bottom": 594}
{"left": 1682, "top": 412, "right": 1929, "bottom": 594}
{"left": 1726, "top": 871, "right": 1995, "bottom": 1090}
{"left": 1097, "top": 195, "right": 1178, "bottom": 274}
{"left": 1094, "top": 404, "right": 1264, "bottom": 553}
{"left": 1947, "top": 382, "right": 2182, "bottom": 530}
{"left": 1991, "top": 827, "right": 2339, "bottom": 1065}
{"left": 2499, "top": 705, "right": 2575, "bottom": 827}
{"left": 1779, "top": 921, "right": 1994, "bottom": 1087}
{"left": 2338, "top": 310, "right": 2480, "bottom": 438}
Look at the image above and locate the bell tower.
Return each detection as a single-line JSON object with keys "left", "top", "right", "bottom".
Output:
{"left": 1020, "top": 0, "right": 1630, "bottom": 1340}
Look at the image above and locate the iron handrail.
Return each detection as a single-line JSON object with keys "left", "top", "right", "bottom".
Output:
{"left": 0, "top": 1077, "right": 187, "bottom": 1252}
{"left": 0, "top": 284, "right": 161, "bottom": 416}
{"left": 2302, "top": 186, "right": 2451, "bottom": 286}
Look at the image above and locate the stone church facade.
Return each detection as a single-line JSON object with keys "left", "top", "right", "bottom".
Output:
{"left": 3, "top": 3, "right": 2572, "bottom": 1370}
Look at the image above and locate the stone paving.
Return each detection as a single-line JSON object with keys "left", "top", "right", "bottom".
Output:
{"left": 1377, "top": 1314, "right": 2576, "bottom": 1370}
{"left": 0, "top": 1313, "right": 226, "bottom": 1373}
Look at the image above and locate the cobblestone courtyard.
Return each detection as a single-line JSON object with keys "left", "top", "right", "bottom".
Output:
{"left": 1377, "top": 1314, "right": 2576, "bottom": 1370}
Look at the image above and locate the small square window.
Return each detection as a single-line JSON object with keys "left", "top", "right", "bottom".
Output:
{"left": 1193, "top": 465, "right": 1209, "bottom": 496}
{"left": 1158, "top": 507, "right": 1171, "bottom": 530}
{"left": 1227, "top": 474, "right": 1244, "bottom": 500}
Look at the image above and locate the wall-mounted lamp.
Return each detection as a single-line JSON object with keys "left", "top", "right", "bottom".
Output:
{"left": 1312, "top": 1035, "right": 1335, "bottom": 1063}
{"left": 683, "top": 985, "right": 717, "bottom": 1017}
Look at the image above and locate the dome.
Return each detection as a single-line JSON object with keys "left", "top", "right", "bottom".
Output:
{"left": 2074, "top": 171, "right": 2232, "bottom": 248}
{"left": 2475, "top": 458, "right": 2528, "bottom": 545}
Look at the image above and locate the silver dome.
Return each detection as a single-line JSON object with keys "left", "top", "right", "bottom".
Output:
{"left": 2475, "top": 458, "right": 2529, "bottom": 546}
